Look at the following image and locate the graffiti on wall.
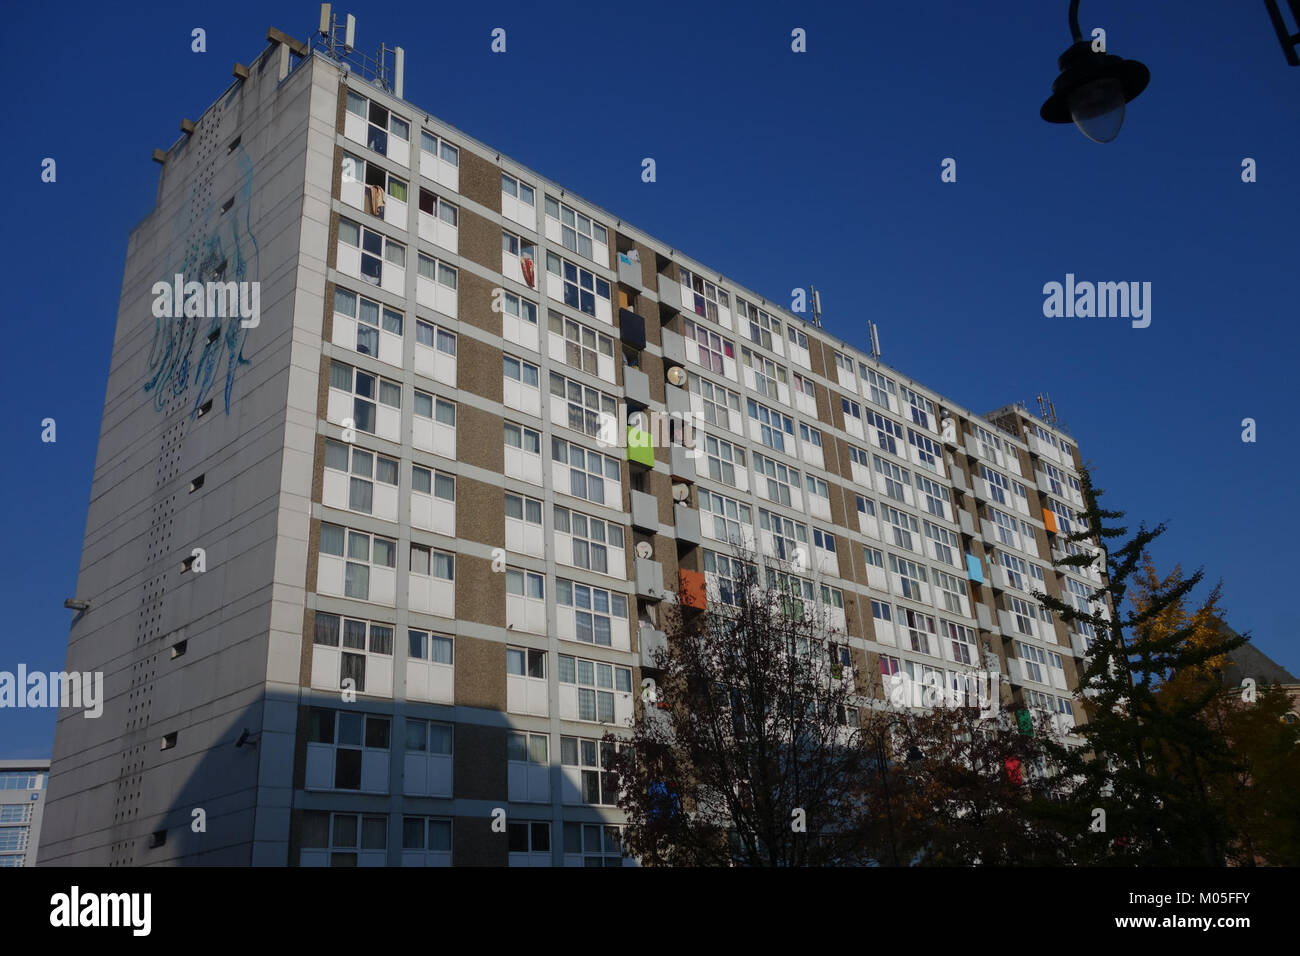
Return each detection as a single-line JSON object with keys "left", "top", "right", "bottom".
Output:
{"left": 143, "top": 147, "right": 259, "bottom": 418}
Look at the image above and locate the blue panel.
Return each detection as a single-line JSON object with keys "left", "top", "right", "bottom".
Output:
{"left": 965, "top": 553, "right": 984, "bottom": 583}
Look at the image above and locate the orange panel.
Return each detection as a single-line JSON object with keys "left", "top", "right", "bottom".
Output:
{"left": 1042, "top": 508, "right": 1058, "bottom": 534}
{"left": 679, "top": 569, "right": 707, "bottom": 610}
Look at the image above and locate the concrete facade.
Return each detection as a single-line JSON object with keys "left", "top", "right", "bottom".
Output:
{"left": 42, "top": 26, "right": 1107, "bottom": 867}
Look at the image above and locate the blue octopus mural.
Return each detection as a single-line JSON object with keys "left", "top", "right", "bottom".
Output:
{"left": 143, "top": 147, "right": 259, "bottom": 418}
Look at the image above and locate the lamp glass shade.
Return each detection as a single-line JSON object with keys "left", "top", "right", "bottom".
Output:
{"left": 1068, "top": 76, "right": 1127, "bottom": 143}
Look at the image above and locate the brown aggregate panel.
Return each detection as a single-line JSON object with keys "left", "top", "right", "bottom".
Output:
{"left": 455, "top": 269, "right": 503, "bottom": 337}
{"left": 453, "top": 723, "right": 507, "bottom": 801}
{"left": 455, "top": 560, "right": 506, "bottom": 632}
{"left": 459, "top": 150, "right": 502, "bottom": 214}
{"left": 456, "top": 474, "right": 504, "bottom": 550}
{"left": 454, "top": 634, "right": 506, "bottom": 708}
{"left": 453, "top": 814, "right": 508, "bottom": 866}
{"left": 458, "top": 334, "right": 504, "bottom": 404}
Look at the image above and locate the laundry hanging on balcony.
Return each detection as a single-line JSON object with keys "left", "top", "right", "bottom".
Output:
{"left": 365, "top": 185, "right": 386, "bottom": 216}
{"left": 520, "top": 255, "right": 536, "bottom": 288}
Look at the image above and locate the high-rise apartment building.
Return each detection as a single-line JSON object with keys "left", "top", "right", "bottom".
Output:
{"left": 41, "top": 21, "right": 1104, "bottom": 866}
{"left": 1, "top": 760, "right": 49, "bottom": 867}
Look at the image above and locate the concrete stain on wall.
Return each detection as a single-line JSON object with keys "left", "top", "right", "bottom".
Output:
{"left": 143, "top": 148, "right": 259, "bottom": 418}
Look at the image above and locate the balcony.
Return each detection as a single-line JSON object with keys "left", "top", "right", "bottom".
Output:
{"left": 1070, "top": 632, "right": 1093, "bottom": 658}
{"left": 626, "top": 424, "right": 654, "bottom": 468}
{"left": 679, "top": 569, "right": 707, "bottom": 610}
{"left": 665, "top": 382, "right": 691, "bottom": 417}
{"left": 623, "top": 365, "right": 651, "bottom": 408}
{"left": 670, "top": 444, "right": 697, "bottom": 482}
{"left": 639, "top": 625, "right": 667, "bottom": 668}
{"left": 958, "top": 510, "right": 976, "bottom": 537}
{"left": 619, "top": 309, "right": 647, "bottom": 350}
{"left": 630, "top": 490, "right": 659, "bottom": 532}
{"left": 657, "top": 273, "right": 684, "bottom": 313}
{"left": 617, "top": 252, "right": 642, "bottom": 289}
{"left": 674, "top": 502, "right": 701, "bottom": 547}
{"left": 660, "top": 327, "right": 686, "bottom": 367}
{"left": 976, "top": 602, "right": 1000, "bottom": 635}
{"left": 636, "top": 557, "right": 664, "bottom": 600}
{"left": 949, "top": 465, "right": 969, "bottom": 493}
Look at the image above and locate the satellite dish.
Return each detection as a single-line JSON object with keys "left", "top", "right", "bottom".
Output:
{"left": 671, "top": 483, "right": 690, "bottom": 502}
{"left": 635, "top": 541, "right": 654, "bottom": 559}
{"left": 666, "top": 366, "right": 687, "bottom": 387}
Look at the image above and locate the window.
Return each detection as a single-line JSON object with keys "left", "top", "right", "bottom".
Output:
{"left": 834, "top": 352, "right": 856, "bottom": 376}
{"left": 554, "top": 505, "right": 625, "bottom": 575}
{"left": 767, "top": 569, "right": 815, "bottom": 621}
{"left": 872, "top": 601, "right": 894, "bottom": 625}
{"left": 741, "top": 347, "right": 787, "bottom": 399}
{"left": 889, "top": 554, "right": 929, "bottom": 601}
{"left": 863, "top": 368, "right": 896, "bottom": 409}
{"left": 679, "top": 268, "right": 729, "bottom": 322}
{"left": 501, "top": 229, "right": 536, "bottom": 266}
{"left": 337, "top": 217, "right": 404, "bottom": 286}
{"left": 902, "top": 608, "right": 937, "bottom": 656}
{"left": 703, "top": 550, "right": 753, "bottom": 606}
{"left": 545, "top": 195, "right": 608, "bottom": 262}
{"left": 505, "top": 492, "right": 543, "bottom": 527}
{"left": 991, "top": 508, "right": 1022, "bottom": 549}
{"left": 320, "top": 523, "right": 397, "bottom": 601}
{"left": 870, "top": 456, "right": 908, "bottom": 503}
{"left": 924, "top": 522, "right": 960, "bottom": 567}
{"left": 799, "top": 423, "right": 823, "bottom": 450}
{"left": 933, "top": 570, "right": 966, "bottom": 615}
{"left": 842, "top": 397, "right": 864, "bottom": 430}
{"left": 792, "top": 372, "right": 817, "bottom": 404}
{"left": 981, "top": 465, "right": 1012, "bottom": 505}
{"left": 505, "top": 422, "right": 541, "bottom": 455}
{"left": 507, "top": 647, "right": 547, "bottom": 680}
{"left": 899, "top": 385, "right": 935, "bottom": 430}
{"left": 847, "top": 445, "right": 872, "bottom": 478}
{"left": 301, "top": 811, "right": 388, "bottom": 866}
{"left": 866, "top": 410, "right": 903, "bottom": 454}
{"left": 909, "top": 430, "right": 942, "bottom": 473}
{"left": 552, "top": 437, "right": 620, "bottom": 505}
{"left": 412, "top": 465, "right": 454, "bottom": 502}
{"left": 334, "top": 288, "right": 403, "bottom": 360}
{"left": 683, "top": 319, "right": 735, "bottom": 374}
{"left": 0, "top": 773, "right": 44, "bottom": 790}
{"left": 556, "top": 579, "right": 628, "bottom": 646}
{"left": 410, "top": 543, "right": 455, "bottom": 581}
{"left": 688, "top": 372, "right": 741, "bottom": 428}
{"left": 560, "top": 655, "right": 633, "bottom": 723}
{"left": 699, "top": 490, "right": 752, "bottom": 545}
{"left": 863, "top": 545, "right": 885, "bottom": 569}
{"left": 804, "top": 475, "right": 830, "bottom": 510}
{"left": 501, "top": 173, "right": 536, "bottom": 209}
{"left": 306, "top": 708, "right": 390, "bottom": 793}
{"left": 945, "top": 621, "right": 977, "bottom": 666}
{"left": 1010, "top": 598, "right": 1037, "bottom": 637}
{"left": 915, "top": 474, "right": 950, "bottom": 518}
{"left": 561, "top": 737, "right": 624, "bottom": 806}
{"left": 879, "top": 653, "right": 901, "bottom": 677}
{"left": 565, "top": 822, "right": 626, "bottom": 867}
{"left": 704, "top": 434, "right": 746, "bottom": 486}
{"left": 507, "top": 821, "right": 551, "bottom": 855}
{"left": 324, "top": 440, "right": 399, "bottom": 516}
{"left": 1048, "top": 497, "right": 1078, "bottom": 534}
{"left": 786, "top": 325, "right": 809, "bottom": 351}
{"left": 857, "top": 495, "right": 877, "bottom": 520}
{"left": 759, "top": 508, "right": 808, "bottom": 562}
{"left": 506, "top": 568, "right": 545, "bottom": 600}
{"left": 973, "top": 424, "right": 1003, "bottom": 464}
{"left": 548, "top": 311, "right": 613, "bottom": 376}
{"left": 503, "top": 354, "right": 539, "bottom": 388}
{"left": 549, "top": 372, "right": 618, "bottom": 439}
{"left": 747, "top": 399, "right": 794, "bottom": 452}
{"left": 402, "top": 816, "right": 453, "bottom": 863}
{"left": 329, "top": 360, "right": 401, "bottom": 436}
{"left": 408, "top": 630, "right": 454, "bottom": 665}
{"left": 546, "top": 251, "right": 611, "bottom": 318}
{"left": 420, "top": 130, "right": 459, "bottom": 165}
{"left": 737, "top": 298, "right": 781, "bottom": 349}
{"left": 1017, "top": 641, "right": 1048, "bottom": 682}
{"left": 880, "top": 504, "right": 919, "bottom": 551}
{"left": 418, "top": 185, "right": 458, "bottom": 225}
{"left": 752, "top": 452, "right": 798, "bottom": 506}
{"left": 313, "top": 613, "right": 394, "bottom": 695}
{"left": 820, "top": 585, "right": 845, "bottom": 611}
{"left": 999, "top": 551, "right": 1032, "bottom": 591}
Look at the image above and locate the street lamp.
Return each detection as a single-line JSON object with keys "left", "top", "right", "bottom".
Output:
{"left": 1040, "top": 0, "right": 1149, "bottom": 143}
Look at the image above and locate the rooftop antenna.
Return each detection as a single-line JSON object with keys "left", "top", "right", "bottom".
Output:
{"left": 319, "top": 5, "right": 404, "bottom": 95}
{"left": 868, "top": 320, "right": 881, "bottom": 360}
{"left": 810, "top": 285, "right": 823, "bottom": 328}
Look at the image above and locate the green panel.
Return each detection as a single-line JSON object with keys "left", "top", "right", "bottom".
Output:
{"left": 627, "top": 425, "right": 654, "bottom": 467}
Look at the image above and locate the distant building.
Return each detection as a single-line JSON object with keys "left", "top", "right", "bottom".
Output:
{"left": 1215, "top": 630, "right": 1300, "bottom": 720}
{"left": 0, "top": 760, "right": 49, "bottom": 866}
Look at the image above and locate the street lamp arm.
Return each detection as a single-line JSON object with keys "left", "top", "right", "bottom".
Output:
{"left": 1069, "top": 0, "right": 1082, "bottom": 42}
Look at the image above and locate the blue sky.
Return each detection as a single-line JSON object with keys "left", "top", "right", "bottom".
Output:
{"left": 2, "top": 1, "right": 1296, "bottom": 756}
